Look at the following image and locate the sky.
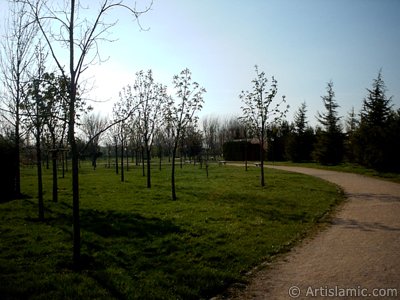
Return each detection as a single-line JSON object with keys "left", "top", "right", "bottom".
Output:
{"left": 1, "top": 0, "right": 400, "bottom": 126}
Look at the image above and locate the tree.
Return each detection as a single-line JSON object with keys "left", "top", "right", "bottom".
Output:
{"left": 80, "top": 113, "right": 108, "bottom": 170}
{"left": 202, "top": 115, "right": 220, "bottom": 159}
{"left": 112, "top": 101, "right": 130, "bottom": 182}
{"left": 121, "top": 70, "right": 168, "bottom": 188}
{"left": 24, "top": 49, "right": 48, "bottom": 221}
{"left": 268, "top": 120, "right": 292, "bottom": 162}
{"left": 344, "top": 107, "right": 358, "bottom": 162}
{"left": 286, "top": 102, "right": 315, "bottom": 162}
{"left": 0, "top": 1, "right": 38, "bottom": 198}
{"left": 313, "top": 81, "right": 344, "bottom": 165}
{"left": 239, "top": 66, "right": 288, "bottom": 187}
{"left": 360, "top": 70, "right": 392, "bottom": 127}
{"left": 24, "top": 0, "right": 152, "bottom": 266}
{"left": 37, "top": 72, "right": 70, "bottom": 203}
{"left": 167, "top": 68, "right": 206, "bottom": 200}
{"left": 182, "top": 124, "right": 203, "bottom": 162}
{"left": 355, "top": 71, "right": 395, "bottom": 170}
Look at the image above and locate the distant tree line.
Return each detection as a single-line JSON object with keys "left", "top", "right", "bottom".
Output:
{"left": 268, "top": 71, "right": 400, "bottom": 172}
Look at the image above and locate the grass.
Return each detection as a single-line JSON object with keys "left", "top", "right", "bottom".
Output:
{"left": 267, "top": 161, "right": 400, "bottom": 183}
{"left": 0, "top": 160, "right": 344, "bottom": 299}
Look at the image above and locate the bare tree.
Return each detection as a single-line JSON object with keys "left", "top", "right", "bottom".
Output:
{"left": 120, "top": 70, "right": 168, "bottom": 188}
{"left": 80, "top": 113, "right": 108, "bottom": 169}
{"left": 0, "top": 1, "right": 38, "bottom": 197}
{"left": 112, "top": 93, "right": 134, "bottom": 182}
{"left": 23, "top": 0, "right": 152, "bottom": 266}
{"left": 167, "top": 68, "right": 206, "bottom": 200}
{"left": 202, "top": 115, "right": 220, "bottom": 159}
{"left": 239, "top": 66, "right": 288, "bottom": 187}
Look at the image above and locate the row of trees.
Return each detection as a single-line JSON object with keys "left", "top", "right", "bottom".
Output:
{"left": 7, "top": 70, "right": 398, "bottom": 197}
{"left": 1, "top": 1, "right": 398, "bottom": 269}
{"left": 97, "top": 68, "right": 398, "bottom": 177}
{"left": 0, "top": 0, "right": 153, "bottom": 267}
{"left": 251, "top": 70, "right": 400, "bottom": 174}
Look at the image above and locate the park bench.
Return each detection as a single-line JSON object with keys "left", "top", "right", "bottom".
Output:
{"left": 218, "top": 160, "right": 226, "bottom": 166}
{"left": 254, "top": 162, "right": 261, "bottom": 167}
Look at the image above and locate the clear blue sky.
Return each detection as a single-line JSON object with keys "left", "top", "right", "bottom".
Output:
{"left": 2, "top": 0, "right": 400, "bottom": 126}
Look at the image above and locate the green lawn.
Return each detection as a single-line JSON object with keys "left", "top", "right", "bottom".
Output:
{"left": 1, "top": 161, "right": 343, "bottom": 299}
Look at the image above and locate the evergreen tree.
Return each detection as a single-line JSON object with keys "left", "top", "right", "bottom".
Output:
{"left": 313, "top": 81, "right": 344, "bottom": 165}
{"left": 294, "top": 102, "right": 308, "bottom": 135}
{"left": 286, "top": 102, "right": 315, "bottom": 162}
{"left": 344, "top": 107, "right": 359, "bottom": 162}
{"left": 361, "top": 70, "right": 392, "bottom": 127}
{"left": 355, "top": 71, "right": 395, "bottom": 171}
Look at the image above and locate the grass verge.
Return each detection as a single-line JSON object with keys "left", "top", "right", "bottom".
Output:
{"left": 0, "top": 161, "right": 343, "bottom": 299}
{"left": 267, "top": 161, "right": 400, "bottom": 183}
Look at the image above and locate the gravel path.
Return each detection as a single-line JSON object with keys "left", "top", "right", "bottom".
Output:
{"left": 218, "top": 166, "right": 400, "bottom": 300}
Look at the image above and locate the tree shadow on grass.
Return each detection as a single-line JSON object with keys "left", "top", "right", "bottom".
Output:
{"left": 51, "top": 209, "right": 186, "bottom": 298}
{"left": 48, "top": 208, "right": 183, "bottom": 270}
{"left": 80, "top": 208, "right": 181, "bottom": 239}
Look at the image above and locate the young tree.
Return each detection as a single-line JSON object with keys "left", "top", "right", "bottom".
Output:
{"left": 39, "top": 72, "right": 70, "bottom": 203}
{"left": 313, "top": 81, "right": 344, "bottom": 165}
{"left": 121, "top": 70, "right": 168, "bottom": 188}
{"left": 112, "top": 103, "right": 130, "bottom": 182}
{"left": 167, "top": 68, "right": 205, "bottom": 200}
{"left": 0, "top": 1, "right": 38, "bottom": 197}
{"left": 239, "top": 66, "right": 288, "bottom": 187}
{"left": 24, "top": 49, "right": 48, "bottom": 221}
{"left": 24, "top": 0, "right": 152, "bottom": 266}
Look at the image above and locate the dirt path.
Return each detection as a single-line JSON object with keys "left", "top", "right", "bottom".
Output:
{"left": 218, "top": 166, "right": 400, "bottom": 300}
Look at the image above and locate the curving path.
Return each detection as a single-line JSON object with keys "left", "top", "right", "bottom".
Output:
{"left": 220, "top": 166, "right": 400, "bottom": 299}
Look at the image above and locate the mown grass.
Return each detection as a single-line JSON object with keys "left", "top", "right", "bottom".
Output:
{"left": 0, "top": 161, "right": 343, "bottom": 299}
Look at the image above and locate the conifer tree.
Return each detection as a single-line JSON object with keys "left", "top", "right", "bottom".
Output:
{"left": 313, "top": 81, "right": 344, "bottom": 165}
{"left": 355, "top": 71, "right": 394, "bottom": 170}
{"left": 286, "top": 102, "right": 315, "bottom": 162}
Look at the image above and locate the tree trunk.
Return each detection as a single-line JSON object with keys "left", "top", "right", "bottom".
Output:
{"left": 115, "top": 142, "right": 118, "bottom": 175}
{"left": 126, "top": 148, "right": 129, "bottom": 171}
{"left": 52, "top": 150, "right": 58, "bottom": 202}
{"left": 141, "top": 146, "right": 145, "bottom": 177}
{"left": 159, "top": 145, "right": 162, "bottom": 171}
{"left": 46, "top": 151, "right": 49, "bottom": 169}
{"left": 70, "top": 136, "right": 80, "bottom": 267}
{"left": 146, "top": 147, "right": 151, "bottom": 188}
{"left": 14, "top": 82, "right": 21, "bottom": 198}
{"left": 120, "top": 139, "right": 124, "bottom": 182}
{"left": 245, "top": 139, "right": 248, "bottom": 171}
{"left": 14, "top": 128, "right": 21, "bottom": 197}
{"left": 36, "top": 134, "right": 44, "bottom": 221}
{"left": 69, "top": 0, "right": 80, "bottom": 267}
{"left": 260, "top": 138, "right": 265, "bottom": 187}
{"left": 171, "top": 141, "right": 178, "bottom": 200}
{"left": 62, "top": 151, "right": 65, "bottom": 178}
